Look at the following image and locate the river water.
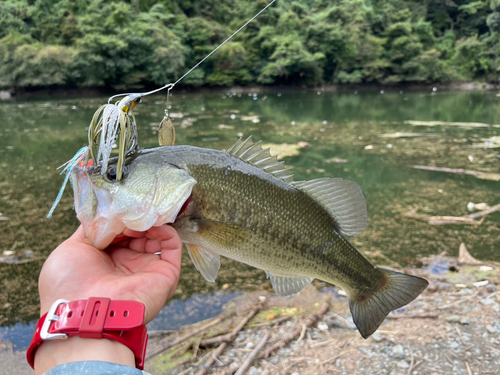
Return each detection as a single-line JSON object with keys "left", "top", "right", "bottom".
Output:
{"left": 0, "top": 89, "right": 499, "bottom": 349}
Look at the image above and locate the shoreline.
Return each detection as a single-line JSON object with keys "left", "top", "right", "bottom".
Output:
{"left": 3, "top": 251, "right": 498, "bottom": 375}
{"left": 142, "top": 253, "right": 500, "bottom": 375}
{"left": 2, "top": 81, "right": 500, "bottom": 100}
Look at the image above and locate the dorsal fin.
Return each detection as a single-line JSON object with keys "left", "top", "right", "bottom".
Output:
{"left": 226, "top": 136, "right": 294, "bottom": 183}
{"left": 292, "top": 178, "right": 367, "bottom": 236}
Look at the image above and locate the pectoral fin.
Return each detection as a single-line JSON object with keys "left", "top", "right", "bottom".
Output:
{"left": 266, "top": 271, "right": 313, "bottom": 298}
{"left": 186, "top": 243, "right": 220, "bottom": 282}
{"left": 177, "top": 220, "right": 248, "bottom": 282}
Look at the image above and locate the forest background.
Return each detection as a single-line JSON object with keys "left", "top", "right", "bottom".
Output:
{"left": 2, "top": 0, "right": 500, "bottom": 91}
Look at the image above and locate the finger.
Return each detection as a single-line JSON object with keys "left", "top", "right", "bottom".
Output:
{"left": 128, "top": 236, "right": 162, "bottom": 254}
{"left": 146, "top": 225, "right": 180, "bottom": 246}
{"left": 122, "top": 228, "right": 148, "bottom": 238}
{"left": 126, "top": 225, "right": 181, "bottom": 254}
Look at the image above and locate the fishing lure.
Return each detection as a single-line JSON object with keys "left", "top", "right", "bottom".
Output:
{"left": 47, "top": 146, "right": 89, "bottom": 218}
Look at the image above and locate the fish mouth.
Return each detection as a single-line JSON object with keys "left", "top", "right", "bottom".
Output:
{"left": 75, "top": 166, "right": 196, "bottom": 249}
{"left": 80, "top": 190, "right": 192, "bottom": 249}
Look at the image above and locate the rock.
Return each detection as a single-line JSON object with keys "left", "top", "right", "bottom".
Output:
{"left": 473, "top": 280, "right": 488, "bottom": 287}
{"left": 445, "top": 315, "right": 461, "bottom": 323}
{"left": 245, "top": 342, "right": 254, "bottom": 349}
{"left": 249, "top": 366, "right": 258, "bottom": 375}
{"left": 23, "top": 250, "right": 34, "bottom": 258}
{"left": 371, "top": 332, "right": 385, "bottom": 342}
{"left": 317, "top": 322, "right": 329, "bottom": 331}
{"left": 392, "top": 345, "right": 405, "bottom": 358}
{"left": 396, "top": 360, "right": 409, "bottom": 369}
{"left": 480, "top": 298, "right": 496, "bottom": 305}
{"left": 460, "top": 317, "right": 471, "bottom": 325}
{"left": 486, "top": 325, "right": 498, "bottom": 333}
{"left": 480, "top": 266, "right": 494, "bottom": 272}
{"left": 449, "top": 342, "right": 460, "bottom": 349}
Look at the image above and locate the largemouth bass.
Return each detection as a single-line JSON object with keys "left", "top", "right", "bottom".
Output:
{"left": 73, "top": 137, "right": 428, "bottom": 338}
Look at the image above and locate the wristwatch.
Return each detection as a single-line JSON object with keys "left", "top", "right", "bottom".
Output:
{"left": 27, "top": 297, "right": 148, "bottom": 370}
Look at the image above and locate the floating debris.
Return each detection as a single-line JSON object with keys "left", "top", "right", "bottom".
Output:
{"left": 411, "top": 165, "right": 500, "bottom": 181}
{"left": 458, "top": 243, "right": 483, "bottom": 266}
{"left": 472, "top": 136, "right": 500, "bottom": 149}
{"left": 467, "top": 202, "right": 491, "bottom": 212}
{"left": 241, "top": 115, "right": 260, "bottom": 122}
{"left": 261, "top": 143, "right": 301, "bottom": 159}
{"left": 380, "top": 132, "right": 439, "bottom": 138}
{"left": 325, "top": 157, "right": 348, "bottom": 164}
{"left": 405, "top": 120, "right": 492, "bottom": 128}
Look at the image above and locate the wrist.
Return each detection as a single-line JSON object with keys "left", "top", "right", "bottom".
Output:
{"left": 34, "top": 336, "right": 135, "bottom": 375}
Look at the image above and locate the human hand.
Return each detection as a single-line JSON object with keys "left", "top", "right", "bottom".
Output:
{"left": 39, "top": 224, "right": 182, "bottom": 323}
{"left": 34, "top": 224, "right": 182, "bottom": 374}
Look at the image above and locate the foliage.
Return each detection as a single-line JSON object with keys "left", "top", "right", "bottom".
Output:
{"left": 2, "top": 0, "right": 500, "bottom": 89}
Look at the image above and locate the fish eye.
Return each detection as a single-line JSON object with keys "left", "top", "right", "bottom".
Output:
{"left": 105, "top": 165, "right": 128, "bottom": 182}
{"left": 107, "top": 166, "right": 117, "bottom": 181}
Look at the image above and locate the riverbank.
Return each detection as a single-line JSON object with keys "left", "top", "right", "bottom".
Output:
{"left": 1, "top": 250, "right": 499, "bottom": 375}
{"left": 2, "top": 81, "right": 500, "bottom": 101}
{"left": 143, "top": 251, "right": 500, "bottom": 375}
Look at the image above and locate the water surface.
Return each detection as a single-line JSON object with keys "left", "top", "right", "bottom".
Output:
{"left": 0, "top": 89, "right": 499, "bottom": 348}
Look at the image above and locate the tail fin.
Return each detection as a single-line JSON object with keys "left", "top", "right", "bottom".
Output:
{"left": 349, "top": 268, "right": 428, "bottom": 339}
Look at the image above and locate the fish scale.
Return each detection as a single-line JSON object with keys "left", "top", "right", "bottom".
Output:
{"left": 161, "top": 147, "right": 383, "bottom": 287}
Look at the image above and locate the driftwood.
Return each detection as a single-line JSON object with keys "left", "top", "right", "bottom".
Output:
{"left": 147, "top": 316, "right": 226, "bottom": 360}
{"left": 380, "top": 132, "right": 439, "bottom": 138}
{"left": 401, "top": 203, "right": 500, "bottom": 226}
{"left": 234, "top": 331, "right": 270, "bottom": 375}
{"left": 201, "top": 305, "right": 261, "bottom": 346}
{"left": 257, "top": 302, "right": 330, "bottom": 359}
{"left": 195, "top": 342, "right": 229, "bottom": 375}
{"left": 404, "top": 120, "right": 491, "bottom": 128}
{"left": 195, "top": 304, "right": 262, "bottom": 375}
{"left": 148, "top": 329, "right": 177, "bottom": 339}
{"left": 411, "top": 165, "right": 500, "bottom": 182}
{"left": 458, "top": 243, "right": 483, "bottom": 265}
{"left": 321, "top": 350, "right": 357, "bottom": 365}
{"left": 251, "top": 315, "right": 292, "bottom": 328}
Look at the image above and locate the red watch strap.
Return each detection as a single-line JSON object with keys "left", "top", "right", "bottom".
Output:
{"left": 27, "top": 298, "right": 148, "bottom": 370}
{"left": 51, "top": 298, "right": 145, "bottom": 333}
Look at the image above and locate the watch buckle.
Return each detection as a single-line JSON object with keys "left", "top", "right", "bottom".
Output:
{"left": 40, "top": 299, "right": 70, "bottom": 340}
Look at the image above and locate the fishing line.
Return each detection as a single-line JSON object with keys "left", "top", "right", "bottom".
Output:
{"left": 108, "top": 0, "right": 277, "bottom": 106}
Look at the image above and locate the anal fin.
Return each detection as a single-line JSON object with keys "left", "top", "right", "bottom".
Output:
{"left": 266, "top": 272, "right": 313, "bottom": 298}
{"left": 186, "top": 243, "right": 220, "bottom": 282}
